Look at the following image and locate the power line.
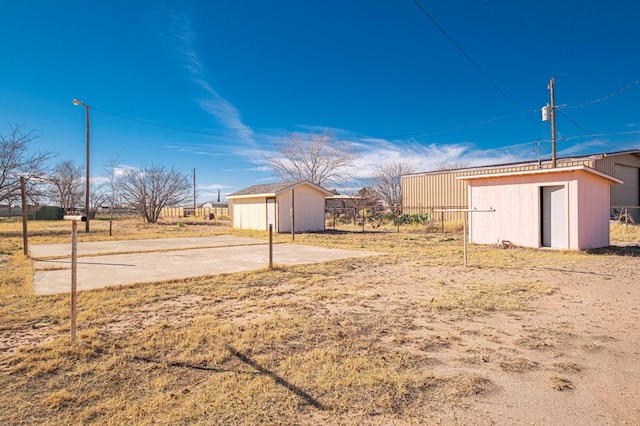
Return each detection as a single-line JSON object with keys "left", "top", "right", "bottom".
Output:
{"left": 91, "top": 103, "right": 540, "bottom": 145}
{"left": 378, "top": 109, "right": 540, "bottom": 140}
{"left": 91, "top": 106, "right": 263, "bottom": 140}
{"left": 411, "top": 0, "right": 543, "bottom": 130}
{"left": 90, "top": 102, "right": 635, "bottom": 164}
{"left": 557, "top": 110, "right": 624, "bottom": 151}
{"left": 562, "top": 78, "right": 640, "bottom": 110}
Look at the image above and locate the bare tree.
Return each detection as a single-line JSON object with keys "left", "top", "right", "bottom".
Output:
{"left": 47, "top": 160, "right": 84, "bottom": 213}
{"left": 434, "top": 161, "right": 470, "bottom": 171}
{"left": 354, "top": 186, "right": 379, "bottom": 216}
{"left": 104, "top": 157, "right": 121, "bottom": 235}
{"left": 372, "top": 161, "right": 415, "bottom": 213}
{"left": 265, "top": 132, "right": 354, "bottom": 187}
{"left": 117, "top": 164, "right": 190, "bottom": 223}
{"left": 88, "top": 184, "right": 109, "bottom": 219}
{"left": 0, "top": 124, "right": 54, "bottom": 205}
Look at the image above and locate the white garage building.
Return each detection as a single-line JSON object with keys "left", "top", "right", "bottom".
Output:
{"left": 227, "top": 181, "right": 332, "bottom": 232}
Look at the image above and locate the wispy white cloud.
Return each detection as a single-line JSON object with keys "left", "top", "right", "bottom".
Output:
{"left": 232, "top": 124, "right": 541, "bottom": 186}
{"left": 348, "top": 136, "right": 531, "bottom": 178}
{"left": 163, "top": 144, "right": 225, "bottom": 156}
{"left": 198, "top": 183, "right": 226, "bottom": 191}
{"left": 249, "top": 165, "right": 272, "bottom": 173}
{"left": 154, "top": 3, "right": 256, "bottom": 148}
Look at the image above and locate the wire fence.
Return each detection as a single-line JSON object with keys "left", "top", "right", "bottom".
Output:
{"left": 160, "top": 206, "right": 230, "bottom": 220}
{"left": 324, "top": 205, "right": 467, "bottom": 233}
{"left": 610, "top": 206, "right": 639, "bottom": 226}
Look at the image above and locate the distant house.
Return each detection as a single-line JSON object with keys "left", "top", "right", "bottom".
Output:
{"left": 201, "top": 202, "right": 228, "bottom": 209}
{"left": 459, "top": 166, "right": 622, "bottom": 250}
{"left": 227, "top": 181, "right": 332, "bottom": 232}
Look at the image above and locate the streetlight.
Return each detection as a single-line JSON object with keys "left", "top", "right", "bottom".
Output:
{"left": 73, "top": 98, "right": 90, "bottom": 233}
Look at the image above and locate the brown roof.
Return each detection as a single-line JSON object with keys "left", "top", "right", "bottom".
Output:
{"left": 227, "top": 181, "right": 299, "bottom": 197}
{"left": 227, "top": 180, "right": 332, "bottom": 198}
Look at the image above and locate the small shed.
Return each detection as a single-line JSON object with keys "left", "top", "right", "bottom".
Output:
{"left": 227, "top": 181, "right": 332, "bottom": 232}
{"left": 459, "top": 166, "right": 623, "bottom": 250}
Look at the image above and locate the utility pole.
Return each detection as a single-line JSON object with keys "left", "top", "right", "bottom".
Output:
{"left": 21, "top": 177, "right": 28, "bottom": 256}
{"left": 548, "top": 77, "right": 557, "bottom": 168}
{"left": 192, "top": 168, "right": 196, "bottom": 211}
{"left": 72, "top": 99, "right": 91, "bottom": 233}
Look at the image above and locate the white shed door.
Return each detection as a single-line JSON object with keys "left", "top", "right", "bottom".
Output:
{"left": 266, "top": 198, "right": 276, "bottom": 230}
{"left": 541, "top": 185, "right": 567, "bottom": 248}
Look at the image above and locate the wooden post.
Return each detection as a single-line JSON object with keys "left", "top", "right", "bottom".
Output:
{"left": 434, "top": 208, "right": 494, "bottom": 267}
{"left": 193, "top": 168, "right": 196, "bottom": 212}
{"left": 64, "top": 215, "right": 86, "bottom": 344}
{"left": 20, "top": 177, "right": 28, "bottom": 256}
{"left": 268, "top": 224, "right": 273, "bottom": 269}
{"left": 333, "top": 207, "right": 336, "bottom": 230}
{"left": 463, "top": 211, "right": 468, "bottom": 267}
{"left": 70, "top": 219, "right": 78, "bottom": 344}
{"left": 292, "top": 190, "right": 295, "bottom": 240}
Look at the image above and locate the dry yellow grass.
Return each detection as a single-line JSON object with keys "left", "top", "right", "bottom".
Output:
{"left": 609, "top": 221, "right": 640, "bottom": 243}
{"left": 0, "top": 217, "right": 638, "bottom": 424}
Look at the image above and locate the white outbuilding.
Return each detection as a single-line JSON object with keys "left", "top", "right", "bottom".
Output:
{"left": 227, "top": 181, "right": 332, "bottom": 232}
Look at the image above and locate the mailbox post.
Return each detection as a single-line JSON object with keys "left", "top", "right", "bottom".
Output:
{"left": 63, "top": 215, "right": 87, "bottom": 343}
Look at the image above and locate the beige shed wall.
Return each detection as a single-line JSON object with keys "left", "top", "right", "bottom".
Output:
{"left": 277, "top": 185, "right": 327, "bottom": 232}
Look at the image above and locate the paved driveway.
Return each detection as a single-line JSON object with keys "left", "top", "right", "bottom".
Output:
{"left": 31, "top": 236, "right": 380, "bottom": 295}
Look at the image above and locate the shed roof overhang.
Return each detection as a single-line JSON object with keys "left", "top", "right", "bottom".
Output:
{"left": 227, "top": 180, "right": 333, "bottom": 200}
{"left": 457, "top": 165, "right": 623, "bottom": 185}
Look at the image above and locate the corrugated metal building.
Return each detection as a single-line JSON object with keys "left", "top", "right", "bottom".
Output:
{"left": 227, "top": 181, "right": 332, "bottom": 232}
{"left": 402, "top": 150, "right": 640, "bottom": 221}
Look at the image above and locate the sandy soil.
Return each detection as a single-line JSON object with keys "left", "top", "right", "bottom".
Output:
{"left": 2, "top": 245, "right": 639, "bottom": 424}
{"left": 301, "top": 251, "right": 640, "bottom": 425}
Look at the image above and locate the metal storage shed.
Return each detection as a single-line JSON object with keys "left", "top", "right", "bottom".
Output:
{"left": 227, "top": 181, "right": 332, "bottom": 232}
{"left": 459, "top": 166, "right": 622, "bottom": 250}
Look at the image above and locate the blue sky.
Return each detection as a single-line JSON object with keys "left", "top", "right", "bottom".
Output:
{"left": 2, "top": 1, "right": 639, "bottom": 202}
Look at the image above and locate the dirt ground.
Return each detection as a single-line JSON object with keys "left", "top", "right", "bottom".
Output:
{"left": 411, "top": 254, "right": 640, "bottom": 425}
{"left": 286, "top": 248, "right": 640, "bottom": 425}
{"left": 2, "top": 238, "right": 640, "bottom": 424}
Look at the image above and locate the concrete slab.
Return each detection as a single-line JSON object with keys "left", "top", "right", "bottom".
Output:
{"left": 32, "top": 236, "right": 380, "bottom": 295}
{"left": 28, "top": 236, "right": 266, "bottom": 259}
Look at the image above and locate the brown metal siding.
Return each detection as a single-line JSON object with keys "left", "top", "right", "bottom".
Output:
{"left": 604, "top": 153, "right": 640, "bottom": 169}
{"left": 402, "top": 158, "right": 598, "bottom": 220}
{"left": 593, "top": 154, "right": 640, "bottom": 209}
{"left": 402, "top": 172, "right": 468, "bottom": 220}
